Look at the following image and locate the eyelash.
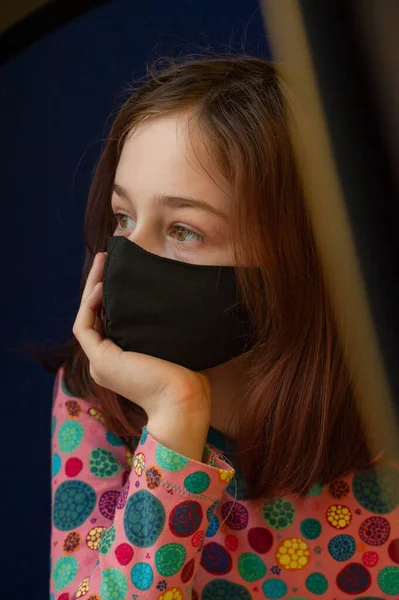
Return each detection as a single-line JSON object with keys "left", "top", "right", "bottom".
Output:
{"left": 112, "top": 212, "right": 204, "bottom": 244}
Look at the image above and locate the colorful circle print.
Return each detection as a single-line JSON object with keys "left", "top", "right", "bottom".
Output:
{"left": 53, "top": 480, "right": 96, "bottom": 531}
{"left": 181, "top": 557, "right": 195, "bottom": 583}
{"left": 206, "top": 500, "right": 220, "bottom": 522}
{"left": 100, "top": 568, "right": 128, "bottom": 600}
{"left": 106, "top": 430, "right": 124, "bottom": 446}
{"left": 362, "top": 550, "right": 379, "bottom": 567}
{"left": 237, "top": 552, "right": 267, "bottom": 581}
{"left": 359, "top": 516, "right": 390, "bottom": 546}
{"left": 388, "top": 539, "right": 399, "bottom": 564}
{"left": 308, "top": 483, "right": 324, "bottom": 496}
{"left": 247, "top": 527, "right": 273, "bottom": 554}
{"left": 140, "top": 427, "right": 149, "bottom": 445}
{"left": 89, "top": 448, "right": 121, "bottom": 478}
{"left": 58, "top": 420, "right": 84, "bottom": 454}
{"left": 86, "top": 526, "right": 106, "bottom": 551}
{"left": 202, "top": 579, "right": 251, "bottom": 600}
{"left": 65, "top": 457, "right": 83, "bottom": 478}
{"left": 328, "top": 534, "right": 356, "bottom": 561}
{"left": 305, "top": 572, "right": 328, "bottom": 594}
{"left": 201, "top": 542, "right": 232, "bottom": 575}
{"left": 205, "top": 514, "right": 220, "bottom": 537}
{"left": 65, "top": 400, "right": 82, "bottom": 417}
{"left": 145, "top": 465, "right": 162, "bottom": 490}
{"left": 221, "top": 501, "right": 249, "bottom": 531}
{"left": 262, "top": 578, "right": 288, "bottom": 599}
{"left": 115, "top": 543, "right": 134, "bottom": 566}
{"left": 99, "top": 490, "right": 120, "bottom": 520}
{"left": 336, "top": 562, "right": 371, "bottom": 595}
{"left": 52, "top": 453, "right": 62, "bottom": 477}
{"left": 124, "top": 490, "right": 165, "bottom": 547}
{"left": 155, "top": 445, "right": 190, "bottom": 472}
{"left": 50, "top": 371, "right": 399, "bottom": 600}
{"left": 52, "top": 556, "right": 78, "bottom": 591}
{"left": 117, "top": 478, "right": 130, "bottom": 510}
{"left": 65, "top": 399, "right": 81, "bottom": 417}
{"left": 130, "top": 562, "right": 154, "bottom": 590}
{"left": 63, "top": 531, "right": 81, "bottom": 554}
{"left": 377, "top": 566, "right": 399, "bottom": 595}
{"left": 184, "top": 471, "right": 211, "bottom": 494}
{"left": 352, "top": 466, "right": 399, "bottom": 513}
{"left": 326, "top": 504, "right": 351, "bottom": 529}
{"left": 328, "top": 479, "right": 350, "bottom": 499}
{"left": 300, "top": 518, "right": 322, "bottom": 540}
{"left": 99, "top": 525, "right": 116, "bottom": 555}
{"left": 275, "top": 537, "right": 310, "bottom": 570}
{"left": 155, "top": 543, "right": 186, "bottom": 576}
{"left": 262, "top": 498, "right": 296, "bottom": 530}
{"left": 169, "top": 501, "right": 203, "bottom": 537}
{"left": 75, "top": 576, "right": 89, "bottom": 597}
{"left": 191, "top": 530, "right": 204, "bottom": 548}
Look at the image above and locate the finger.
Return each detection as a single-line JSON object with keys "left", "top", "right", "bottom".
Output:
{"left": 74, "top": 280, "right": 124, "bottom": 381}
{"left": 74, "top": 282, "right": 104, "bottom": 358}
{"left": 199, "top": 369, "right": 210, "bottom": 383}
{"left": 94, "top": 309, "right": 105, "bottom": 337}
{"left": 75, "top": 281, "right": 103, "bottom": 336}
{"left": 82, "top": 253, "right": 106, "bottom": 302}
{"left": 82, "top": 253, "right": 107, "bottom": 303}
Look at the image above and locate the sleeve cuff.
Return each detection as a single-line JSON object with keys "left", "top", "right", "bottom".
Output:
{"left": 132, "top": 426, "right": 235, "bottom": 503}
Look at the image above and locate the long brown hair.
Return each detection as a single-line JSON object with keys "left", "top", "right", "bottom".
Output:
{"left": 44, "top": 54, "right": 373, "bottom": 500}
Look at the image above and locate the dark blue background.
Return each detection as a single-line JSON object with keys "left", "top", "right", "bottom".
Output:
{"left": 1, "top": 1, "right": 269, "bottom": 595}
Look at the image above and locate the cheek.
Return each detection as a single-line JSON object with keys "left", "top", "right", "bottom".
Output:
{"left": 113, "top": 229, "right": 127, "bottom": 238}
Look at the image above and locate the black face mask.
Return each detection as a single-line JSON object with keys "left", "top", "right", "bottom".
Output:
{"left": 102, "top": 236, "right": 257, "bottom": 371}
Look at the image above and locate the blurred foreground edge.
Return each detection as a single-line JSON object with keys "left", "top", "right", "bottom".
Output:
{"left": 262, "top": 0, "right": 399, "bottom": 460}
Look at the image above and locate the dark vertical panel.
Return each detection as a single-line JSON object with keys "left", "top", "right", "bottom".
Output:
{"left": 299, "top": 0, "right": 399, "bottom": 411}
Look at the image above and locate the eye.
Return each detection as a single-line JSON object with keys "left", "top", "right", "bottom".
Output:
{"left": 113, "top": 212, "right": 135, "bottom": 230}
{"left": 171, "top": 225, "right": 204, "bottom": 244}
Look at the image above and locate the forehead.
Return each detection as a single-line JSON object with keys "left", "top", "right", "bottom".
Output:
{"left": 115, "top": 114, "right": 232, "bottom": 204}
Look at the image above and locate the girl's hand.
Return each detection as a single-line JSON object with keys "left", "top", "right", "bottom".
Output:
{"left": 72, "top": 252, "right": 212, "bottom": 459}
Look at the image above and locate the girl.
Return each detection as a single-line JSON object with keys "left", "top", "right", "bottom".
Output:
{"left": 50, "top": 55, "right": 399, "bottom": 599}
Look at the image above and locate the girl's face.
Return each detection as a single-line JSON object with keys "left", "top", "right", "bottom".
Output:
{"left": 111, "top": 114, "right": 234, "bottom": 265}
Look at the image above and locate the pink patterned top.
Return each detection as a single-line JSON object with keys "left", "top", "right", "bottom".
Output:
{"left": 50, "top": 368, "right": 399, "bottom": 599}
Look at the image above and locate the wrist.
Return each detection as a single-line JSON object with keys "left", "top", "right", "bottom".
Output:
{"left": 146, "top": 413, "right": 210, "bottom": 462}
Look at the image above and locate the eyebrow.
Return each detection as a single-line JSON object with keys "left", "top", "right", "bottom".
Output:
{"left": 112, "top": 183, "right": 228, "bottom": 222}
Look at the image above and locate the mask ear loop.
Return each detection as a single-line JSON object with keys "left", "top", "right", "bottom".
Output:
{"left": 212, "top": 452, "right": 238, "bottom": 533}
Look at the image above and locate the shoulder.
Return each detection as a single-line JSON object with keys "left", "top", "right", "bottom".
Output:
{"left": 298, "top": 465, "right": 399, "bottom": 526}
{"left": 52, "top": 366, "right": 104, "bottom": 428}
{"left": 51, "top": 366, "right": 132, "bottom": 460}
{"left": 289, "top": 465, "right": 399, "bottom": 576}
